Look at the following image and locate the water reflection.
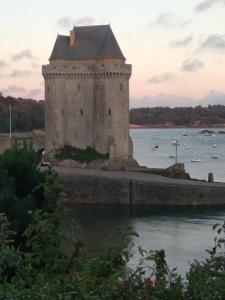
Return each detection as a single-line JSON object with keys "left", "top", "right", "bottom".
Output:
{"left": 67, "top": 204, "right": 225, "bottom": 274}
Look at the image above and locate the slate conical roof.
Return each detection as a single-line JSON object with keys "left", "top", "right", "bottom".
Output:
{"left": 49, "top": 25, "right": 125, "bottom": 61}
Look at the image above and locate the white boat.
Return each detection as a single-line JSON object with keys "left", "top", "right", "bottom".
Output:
{"left": 210, "top": 155, "right": 218, "bottom": 159}
{"left": 191, "top": 159, "right": 202, "bottom": 162}
{"left": 171, "top": 139, "right": 177, "bottom": 145}
{"left": 202, "top": 139, "right": 207, "bottom": 142}
{"left": 169, "top": 153, "right": 176, "bottom": 158}
{"left": 184, "top": 145, "right": 191, "bottom": 149}
{"left": 213, "top": 144, "right": 217, "bottom": 148}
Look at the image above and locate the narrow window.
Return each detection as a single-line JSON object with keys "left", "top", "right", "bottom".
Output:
{"left": 108, "top": 109, "right": 111, "bottom": 115}
{"left": 77, "top": 85, "right": 80, "bottom": 92}
{"left": 120, "top": 83, "right": 123, "bottom": 91}
{"left": 47, "top": 85, "right": 50, "bottom": 93}
{"left": 96, "top": 84, "right": 99, "bottom": 90}
{"left": 80, "top": 108, "right": 83, "bottom": 116}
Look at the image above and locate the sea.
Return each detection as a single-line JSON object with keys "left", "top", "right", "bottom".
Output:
{"left": 130, "top": 127, "right": 225, "bottom": 182}
{"left": 69, "top": 128, "right": 225, "bottom": 276}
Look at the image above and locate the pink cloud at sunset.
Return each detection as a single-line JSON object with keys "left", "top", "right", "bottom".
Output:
{"left": 0, "top": 0, "right": 225, "bottom": 107}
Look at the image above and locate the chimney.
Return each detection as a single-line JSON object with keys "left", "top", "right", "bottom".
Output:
{"left": 70, "top": 29, "right": 76, "bottom": 47}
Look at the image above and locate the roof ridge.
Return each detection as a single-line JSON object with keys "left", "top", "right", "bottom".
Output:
{"left": 73, "top": 24, "right": 109, "bottom": 29}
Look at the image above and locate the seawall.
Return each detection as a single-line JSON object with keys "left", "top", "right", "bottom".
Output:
{"left": 55, "top": 166, "right": 225, "bottom": 206}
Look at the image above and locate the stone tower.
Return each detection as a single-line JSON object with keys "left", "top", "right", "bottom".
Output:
{"left": 42, "top": 25, "right": 132, "bottom": 159}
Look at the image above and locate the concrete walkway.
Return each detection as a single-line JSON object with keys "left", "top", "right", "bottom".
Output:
{"left": 55, "top": 166, "right": 225, "bottom": 188}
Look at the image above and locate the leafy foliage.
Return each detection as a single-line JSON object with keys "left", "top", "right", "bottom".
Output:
{"left": 130, "top": 105, "right": 225, "bottom": 127}
{"left": 1, "top": 212, "right": 225, "bottom": 299}
{"left": 0, "top": 148, "right": 62, "bottom": 244}
{"left": 1, "top": 147, "right": 225, "bottom": 298}
{"left": 0, "top": 95, "right": 44, "bottom": 133}
{"left": 55, "top": 145, "right": 109, "bottom": 163}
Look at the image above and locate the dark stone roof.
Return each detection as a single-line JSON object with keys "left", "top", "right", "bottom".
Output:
{"left": 49, "top": 25, "right": 125, "bottom": 61}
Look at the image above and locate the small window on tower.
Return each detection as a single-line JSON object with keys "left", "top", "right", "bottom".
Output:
{"left": 120, "top": 84, "right": 123, "bottom": 91}
{"left": 96, "top": 84, "right": 99, "bottom": 90}
{"left": 47, "top": 85, "right": 50, "bottom": 93}
{"left": 77, "top": 85, "right": 80, "bottom": 92}
{"left": 108, "top": 109, "right": 111, "bottom": 115}
{"left": 80, "top": 109, "right": 83, "bottom": 116}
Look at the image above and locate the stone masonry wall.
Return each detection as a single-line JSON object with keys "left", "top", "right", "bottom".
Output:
{"left": 42, "top": 62, "right": 132, "bottom": 159}
{"left": 60, "top": 172, "right": 225, "bottom": 206}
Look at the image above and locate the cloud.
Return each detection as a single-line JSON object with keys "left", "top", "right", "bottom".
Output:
{"left": 149, "top": 13, "right": 190, "bottom": 29}
{"left": 147, "top": 73, "right": 177, "bottom": 84}
{"left": 200, "top": 90, "right": 225, "bottom": 105}
{"left": 31, "top": 62, "right": 40, "bottom": 69}
{"left": 0, "top": 60, "right": 8, "bottom": 69}
{"left": 181, "top": 58, "right": 204, "bottom": 72}
{"left": 12, "top": 49, "right": 38, "bottom": 61}
{"left": 57, "top": 16, "right": 95, "bottom": 29}
{"left": 199, "top": 34, "right": 225, "bottom": 52}
{"left": 130, "top": 90, "right": 225, "bottom": 108}
{"left": 10, "top": 70, "right": 33, "bottom": 77}
{"left": 171, "top": 35, "right": 193, "bottom": 47}
{"left": 2, "top": 85, "right": 26, "bottom": 96}
{"left": 25, "top": 88, "right": 43, "bottom": 99}
{"left": 194, "top": 0, "right": 225, "bottom": 12}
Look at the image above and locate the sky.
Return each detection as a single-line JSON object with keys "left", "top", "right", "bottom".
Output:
{"left": 0, "top": 0, "right": 225, "bottom": 107}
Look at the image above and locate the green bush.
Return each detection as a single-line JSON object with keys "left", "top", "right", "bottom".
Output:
{"left": 55, "top": 145, "right": 109, "bottom": 163}
{"left": 0, "top": 148, "right": 62, "bottom": 245}
{"left": 1, "top": 148, "right": 225, "bottom": 299}
{"left": 0, "top": 208, "right": 225, "bottom": 299}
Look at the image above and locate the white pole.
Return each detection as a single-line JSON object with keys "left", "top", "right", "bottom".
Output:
{"left": 9, "top": 103, "right": 12, "bottom": 138}
{"left": 175, "top": 139, "right": 178, "bottom": 164}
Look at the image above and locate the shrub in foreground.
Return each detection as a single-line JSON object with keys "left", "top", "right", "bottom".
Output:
{"left": 0, "top": 208, "right": 225, "bottom": 299}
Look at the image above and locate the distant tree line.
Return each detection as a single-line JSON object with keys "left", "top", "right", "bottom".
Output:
{"left": 130, "top": 105, "right": 225, "bottom": 127}
{"left": 1, "top": 93, "right": 225, "bottom": 132}
{"left": 0, "top": 94, "right": 44, "bottom": 133}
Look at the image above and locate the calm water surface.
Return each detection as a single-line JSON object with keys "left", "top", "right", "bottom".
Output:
{"left": 130, "top": 128, "right": 225, "bottom": 182}
{"left": 68, "top": 128, "right": 225, "bottom": 275}
{"left": 69, "top": 205, "right": 225, "bottom": 275}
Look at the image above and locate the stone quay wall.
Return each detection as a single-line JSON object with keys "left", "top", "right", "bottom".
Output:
{"left": 58, "top": 168, "right": 225, "bottom": 206}
{"left": 0, "top": 131, "right": 45, "bottom": 154}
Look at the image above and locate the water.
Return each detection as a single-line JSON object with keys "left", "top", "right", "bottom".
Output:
{"left": 130, "top": 128, "right": 225, "bottom": 182}
{"left": 68, "top": 128, "right": 225, "bottom": 275}
{"left": 68, "top": 205, "right": 225, "bottom": 275}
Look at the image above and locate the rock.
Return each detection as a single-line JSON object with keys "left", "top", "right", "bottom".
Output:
{"left": 101, "top": 157, "right": 139, "bottom": 171}
{"left": 103, "top": 159, "right": 126, "bottom": 171}
{"left": 199, "top": 129, "right": 215, "bottom": 135}
{"left": 56, "top": 159, "right": 84, "bottom": 168}
{"left": 165, "top": 163, "right": 190, "bottom": 179}
{"left": 86, "top": 159, "right": 105, "bottom": 170}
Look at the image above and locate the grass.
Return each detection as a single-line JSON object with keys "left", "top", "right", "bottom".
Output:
{"left": 55, "top": 145, "right": 109, "bottom": 163}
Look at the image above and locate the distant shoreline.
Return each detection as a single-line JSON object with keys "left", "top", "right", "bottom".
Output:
{"left": 129, "top": 124, "right": 225, "bottom": 129}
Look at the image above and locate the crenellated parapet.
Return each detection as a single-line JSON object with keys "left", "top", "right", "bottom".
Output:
{"left": 42, "top": 64, "right": 132, "bottom": 80}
